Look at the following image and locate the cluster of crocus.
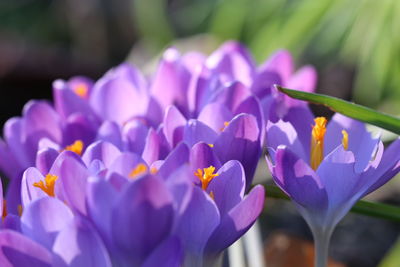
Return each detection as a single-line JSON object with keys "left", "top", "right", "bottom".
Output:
{"left": 0, "top": 41, "right": 318, "bottom": 266}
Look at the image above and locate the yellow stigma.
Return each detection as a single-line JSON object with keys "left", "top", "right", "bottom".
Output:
{"left": 342, "top": 130, "right": 349, "bottom": 150}
{"left": 73, "top": 83, "right": 88, "bottom": 99}
{"left": 220, "top": 121, "right": 230, "bottom": 132}
{"left": 129, "top": 163, "right": 148, "bottom": 179}
{"left": 310, "top": 117, "right": 327, "bottom": 170}
{"left": 150, "top": 167, "right": 158, "bottom": 174}
{"left": 33, "top": 174, "right": 58, "bottom": 197}
{"left": 208, "top": 144, "right": 214, "bottom": 148}
{"left": 64, "top": 140, "right": 84, "bottom": 156}
{"left": 194, "top": 166, "right": 219, "bottom": 190}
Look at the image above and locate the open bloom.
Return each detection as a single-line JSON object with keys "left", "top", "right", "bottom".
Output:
{"left": 266, "top": 113, "right": 400, "bottom": 266}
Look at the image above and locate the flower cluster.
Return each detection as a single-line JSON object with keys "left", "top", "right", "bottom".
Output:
{"left": 0, "top": 42, "right": 317, "bottom": 266}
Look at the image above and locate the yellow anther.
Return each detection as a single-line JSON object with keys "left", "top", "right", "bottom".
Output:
{"left": 194, "top": 166, "right": 219, "bottom": 190}
{"left": 18, "top": 205, "right": 23, "bottom": 217}
{"left": 129, "top": 163, "right": 148, "bottom": 179}
{"left": 33, "top": 174, "right": 58, "bottom": 197}
{"left": 150, "top": 167, "right": 158, "bottom": 174}
{"left": 208, "top": 144, "right": 214, "bottom": 148}
{"left": 342, "top": 130, "right": 349, "bottom": 150}
{"left": 64, "top": 140, "right": 84, "bottom": 156}
{"left": 73, "top": 83, "right": 88, "bottom": 99}
{"left": 310, "top": 117, "right": 327, "bottom": 170}
{"left": 2, "top": 200, "right": 7, "bottom": 220}
{"left": 220, "top": 121, "right": 230, "bottom": 132}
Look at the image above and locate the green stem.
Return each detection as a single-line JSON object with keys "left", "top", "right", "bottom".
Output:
{"left": 264, "top": 185, "right": 400, "bottom": 222}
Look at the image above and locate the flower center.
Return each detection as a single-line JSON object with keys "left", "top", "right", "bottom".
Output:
{"left": 73, "top": 83, "right": 88, "bottom": 99}
{"left": 33, "top": 174, "right": 58, "bottom": 197}
{"left": 64, "top": 140, "right": 84, "bottom": 156}
{"left": 194, "top": 166, "right": 219, "bottom": 190}
{"left": 310, "top": 117, "right": 327, "bottom": 170}
{"left": 129, "top": 163, "right": 148, "bottom": 179}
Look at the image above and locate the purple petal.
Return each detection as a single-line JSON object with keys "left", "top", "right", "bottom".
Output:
{"left": 287, "top": 65, "right": 317, "bottom": 93}
{"left": 4, "top": 118, "right": 32, "bottom": 169}
{"left": 0, "top": 230, "right": 52, "bottom": 267}
{"left": 0, "top": 138, "right": 20, "bottom": 179}
{"left": 21, "top": 168, "right": 48, "bottom": 207}
{"left": 269, "top": 147, "right": 327, "bottom": 211}
{"left": 111, "top": 175, "right": 174, "bottom": 264}
{"left": 36, "top": 148, "right": 59, "bottom": 175}
{"left": 205, "top": 185, "right": 264, "bottom": 255}
{"left": 108, "top": 152, "right": 146, "bottom": 178}
{"left": 20, "top": 198, "right": 73, "bottom": 250}
{"left": 197, "top": 102, "right": 233, "bottom": 133}
{"left": 266, "top": 120, "right": 307, "bottom": 162}
{"left": 52, "top": 218, "right": 111, "bottom": 267}
{"left": 96, "top": 121, "right": 122, "bottom": 149}
{"left": 142, "top": 236, "right": 183, "bottom": 267}
{"left": 214, "top": 114, "right": 261, "bottom": 187}
{"left": 259, "top": 50, "right": 293, "bottom": 84}
{"left": 158, "top": 143, "right": 190, "bottom": 179}
{"left": 122, "top": 120, "right": 149, "bottom": 155}
{"left": 207, "top": 160, "right": 245, "bottom": 215}
{"left": 209, "top": 82, "right": 252, "bottom": 112}
{"left": 62, "top": 113, "right": 98, "bottom": 147}
{"left": 142, "top": 128, "right": 161, "bottom": 165}
{"left": 151, "top": 48, "right": 190, "bottom": 113}
{"left": 190, "top": 142, "right": 222, "bottom": 177}
{"left": 250, "top": 70, "right": 281, "bottom": 99}
{"left": 163, "top": 105, "right": 187, "bottom": 148}
{"left": 183, "top": 119, "right": 218, "bottom": 147}
{"left": 175, "top": 187, "right": 220, "bottom": 264}
{"left": 82, "top": 141, "right": 121, "bottom": 168}
{"left": 59, "top": 154, "right": 90, "bottom": 215}
{"left": 52, "top": 79, "right": 95, "bottom": 119}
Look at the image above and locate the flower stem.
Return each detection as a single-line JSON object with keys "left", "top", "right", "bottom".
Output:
{"left": 311, "top": 227, "right": 333, "bottom": 267}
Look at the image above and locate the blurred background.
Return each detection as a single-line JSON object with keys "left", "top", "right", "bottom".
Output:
{"left": 1, "top": 0, "right": 400, "bottom": 266}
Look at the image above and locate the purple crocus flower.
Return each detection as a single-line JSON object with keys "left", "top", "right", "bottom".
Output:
{"left": 266, "top": 113, "right": 400, "bottom": 266}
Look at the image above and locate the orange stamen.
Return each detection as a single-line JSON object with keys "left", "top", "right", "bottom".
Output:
{"left": 194, "top": 166, "right": 219, "bottom": 190}
{"left": 129, "top": 163, "right": 148, "bottom": 179}
{"left": 33, "top": 174, "right": 58, "bottom": 197}
{"left": 64, "top": 140, "right": 84, "bottom": 156}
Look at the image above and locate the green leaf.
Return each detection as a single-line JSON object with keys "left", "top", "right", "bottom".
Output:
{"left": 276, "top": 86, "right": 400, "bottom": 135}
{"left": 265, "top": 185, "right": 400, "bottom": 223}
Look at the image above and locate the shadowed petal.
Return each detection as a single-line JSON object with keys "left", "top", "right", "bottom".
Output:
{"left": 142, "top": 236, "right": 183, "bottom": 267}
{"left": 96, "top": 121, "right": 122, "bottom": 149}
{"left": 0, "top": 230, "right": 52, "bottom": 267}
{"left": 82, "top": 141, "right": 121, "bottom": 168}
{"left": 36, "top": 148, "right": 59, "bottom": 175}
{"left": 163, "top": 106, "right": 187, "bottom": 148}
{"left": 183, "top": 120, "right": 218, "bottom": 147}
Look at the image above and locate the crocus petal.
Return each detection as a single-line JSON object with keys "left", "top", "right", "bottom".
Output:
{"left": 209, "top": 82, "right": 252, "bottom": 112}
{"left": 0, "top": 138, "right": 20, "bottom": 179}
{"left": 62, "top": 113, "right": 98, "bottom": 147}
{"left": 286, "top": 65, "right": 317, "bottom": 93}
{"left": 158, "top": 143, "right": 190, "bottom": 179}
{"left": 90, "top": 73, "right": 147, "bottom": 125}
{"left": 269, "top": 147, "right": 327, "bottom": 211}
{"left": 205, "top": 185, "right": 264, "bottom": 255}
{"left": 122, "top": 120, "right": 149, "bottom": 155}
{"left": 207, "top": 41, "right": 255, "bottom": 86}
{"left": 82, "top": 141, "right": 121, "bottom": 168}
{"left": 266, "top": 120, "right": 307, "bottom": 162}
{"left": 183, "top": 120, "right": 218, "bottom": 147}
{"left": 325, "top": 113, "right": 379, "bottom": 172}
{"left": 22, "top": 100, "right": 62, "bottom": 144}
{"left": 142, "top": 128, "right": 161, "bottom": 165}
{"left": 197, "top": 102, "right": 233, "bottom": 133}
{"left": 250, "top": 70, "right": 281, "bottom": 99}
{"left": 175, "top": 187, "right": 220, "bottom": 265}
{"left": 21, "top": 168, "right": 48, "bottom": 207}
{"left": 52, "top": 218, "right": 111, "bottom": 267}
{"left": 142, "top": 236, "right": 183, "bottom": 267}
{"left": 111, "top": 175, "right": 174, "bottom": 264}
{"left": 259, "top": 49, "right": 293, "bottom": 83}
{"left": 20, "top": 198, "right": 74, "bottom": 250}
{"left": 190, "top": 142, "right": 222, "bottom": 176}
{"left": 108, "top": 152, "right": 146, "bottom": 178}
{"left": 96, "top": 121, "right": 123, "bottom": 149}
{"left": 207, "top": 160, "right": 245, "bottom": 215}
{"left": 214, "top": 114, "right": 261, "bottom": 187}
{"left": 4, "top": 118, "right": 32, "bottom": 169}
{"left": 0, "top": 230, "right": 52, "bottom": 267}
{"left": 163, "top": 105, "right": 187, "bottom": 148}
{"left": 2, "top": 214, "right": 21, "bottom": 232}
{"left": 52, "top": 79, "right": 95, "bottom": 119}
{"left": 59, "top": 154, "right": 90, "bottom": 215}
{"left": 151, "top": 48, "right": 190, "bottom": 113}
{"left": 36, "top": 148, "right": 59, "bottom": 175}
